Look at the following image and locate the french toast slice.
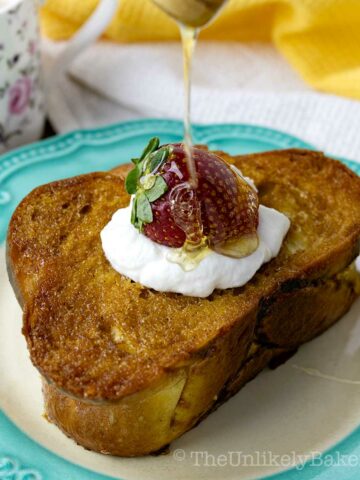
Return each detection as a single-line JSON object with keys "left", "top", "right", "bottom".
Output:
{"left": 7, "top": 148, "right": 360, "bottom": 456}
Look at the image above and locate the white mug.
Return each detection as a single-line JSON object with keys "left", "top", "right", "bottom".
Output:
{"left": 0, "top": 0, "right": 118, "bottom": 153}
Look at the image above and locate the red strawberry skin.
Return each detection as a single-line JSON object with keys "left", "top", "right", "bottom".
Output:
{"left": 143, "top": 145, "right": 259, "bottom": 249}
{"left": 144, "top": 195, "right": 186, "bottom": 247}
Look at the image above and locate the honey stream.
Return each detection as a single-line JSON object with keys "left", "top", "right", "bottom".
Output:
{"left": 151, "top": 0, "right": 228, "bottom": 186}
{"left": 151, "top": 0, "right": 229, "bottom": 270}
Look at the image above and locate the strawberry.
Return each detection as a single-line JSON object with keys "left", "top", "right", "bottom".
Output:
{"left": 125, "top": 138, "right": 259, "bottom": 258}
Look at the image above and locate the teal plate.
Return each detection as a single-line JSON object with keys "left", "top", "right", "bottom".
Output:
{"left": 0, "top": 119, "right": 359, "bottom": 480}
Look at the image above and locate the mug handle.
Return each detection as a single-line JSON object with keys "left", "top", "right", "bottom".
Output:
{"left": 47, "top": 0, "right": 118, "bottom": 85}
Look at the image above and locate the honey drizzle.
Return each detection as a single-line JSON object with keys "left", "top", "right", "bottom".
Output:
{"left": 166, "top": 183, "right": 210, "bottom": 271}
{"left": 151, "top": 0, "right": 230, "bottom": 270}
{"left": 165, "top": 24, "right": 206, "bottom": 270}
{"left": 154, "top": 0, "right": 228, "bottom": 191}
{"left": 180, "top": 25, "right": 199, "bottom": 189}
{"left": 292, "top": 365, "right": 360, "bottom": 386}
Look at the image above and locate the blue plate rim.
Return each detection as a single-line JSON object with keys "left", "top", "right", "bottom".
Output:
{"left": 0, "top": 119, "right": 316, "bottom": 183}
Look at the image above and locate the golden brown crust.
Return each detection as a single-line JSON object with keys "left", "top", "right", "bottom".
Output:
{"left": 42, "top": 262, "right": 358, "bottom": 456}
{"left": 232, "top": 149, "right": 360, "bottom": 279}
{"left": 6, "top": 172, "right": 125, "bottom": 307}
{"left": 256, "top": 267, "right": 359, "bottom": 347}
{"left": 43, "top": 308, "right": 255, "bottom": 456}
{"left": 7, "top": 148, "right": 360, "bottom": 456}
{"left": 6, "top": 149, "right": 360, "bottom": 403}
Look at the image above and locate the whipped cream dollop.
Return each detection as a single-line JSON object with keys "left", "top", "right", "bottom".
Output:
{"left": 101, "top": 203, "right": 290, "bottom": 298}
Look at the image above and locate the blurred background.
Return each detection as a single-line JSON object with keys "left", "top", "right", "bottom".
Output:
{"left": 2, "top": 0, "right": 360, "bottom": 160}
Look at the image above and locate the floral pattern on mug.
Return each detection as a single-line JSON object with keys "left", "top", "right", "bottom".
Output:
{"left": 8, "top": 77, "right": 32, "bottom": 115}
{"left": 0, "top": 0, "right": 44, "bottom": 153}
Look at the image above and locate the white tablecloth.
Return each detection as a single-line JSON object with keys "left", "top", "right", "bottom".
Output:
{"left": 43, "top": 39, "right": 360, "bottom": 162}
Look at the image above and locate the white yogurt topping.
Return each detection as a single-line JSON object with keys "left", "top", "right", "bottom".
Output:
{"left": 101, "top": 204, "right": 290, "bottom": 298}
{"left": 356, "top": 255, "right": 360, "bottom": 273}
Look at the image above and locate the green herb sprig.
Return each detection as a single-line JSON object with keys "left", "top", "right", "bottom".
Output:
{"left": 125, "top": 138, "right": 172, "bottom": 231}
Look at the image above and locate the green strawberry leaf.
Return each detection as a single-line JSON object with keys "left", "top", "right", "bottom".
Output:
{"left": 137, "top": 219, "right": 144, "bottom": 231}
{"left": 149, "top": 148, "right": 169, "bottom": 173}
{"left": 140, "top": 174, "right": 156, "bottom": 191}
{"left": 140, "top": 137, "right": 160, "bottom": 161}
{"left": 130, "top": 197, "right": 137, "bottom": 225}
{"left": 136, "top": 193, "right": 153, "bottom": 223}
{"left": 125, "top": 165, "right": 140, "bottom": 194}
{"left": 145, "top": 176, "right": 168, "bottom": 202}
{"left": 126, "top": 138, "right": 171, "bottom": 232}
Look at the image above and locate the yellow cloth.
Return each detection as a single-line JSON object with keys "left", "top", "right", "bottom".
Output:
{"left": 41, "top": 0, "right": 360, "bottom": 100}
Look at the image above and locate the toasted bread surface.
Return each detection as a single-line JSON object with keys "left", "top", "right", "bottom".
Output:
{"left": 6, "top": 148, "right": 360, "bottom": 455}
{"left": 7, "top": 149, "right": 360, "bottom": 402}
{"left": 42, "top": 261, "right": 358, "bottom": 456}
